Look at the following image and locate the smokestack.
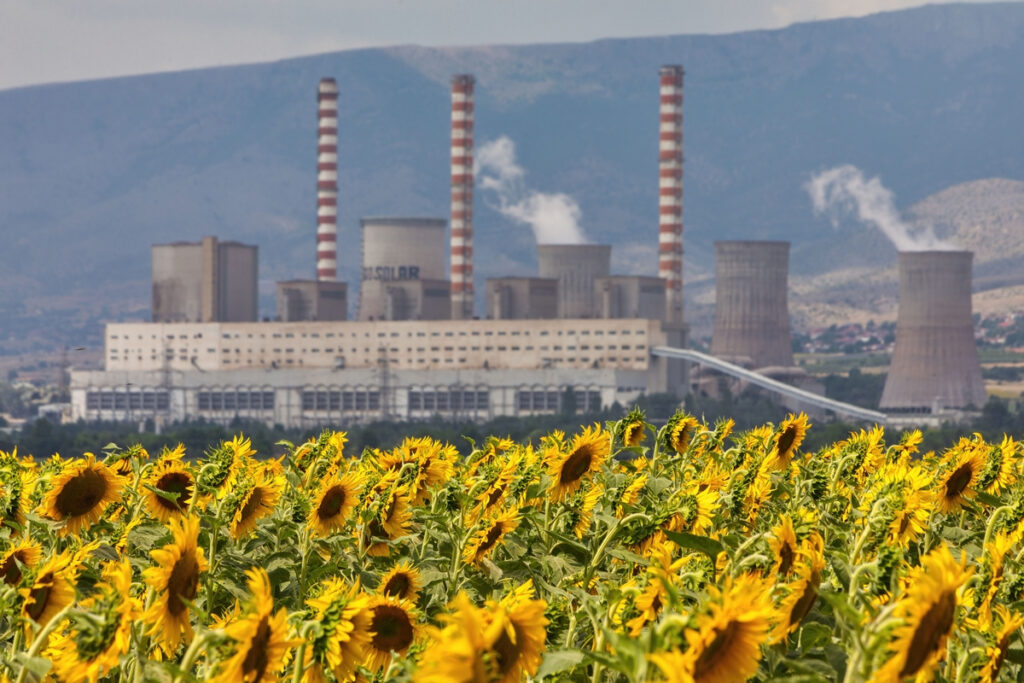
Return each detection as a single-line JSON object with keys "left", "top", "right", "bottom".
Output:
{"left": 658, "top": 65, "right": 684, "bottom": 325}
{"left": 880, "top": 251, "right": 986, "bottom": 412}
{"left": 317, "top": 78, "right": 339, "bottom": 281}
{"left": 450, "top": 74, "right": 475, "bottom": 319}
{"left": 711, "top": 241, "right": 794, "bottom": 369}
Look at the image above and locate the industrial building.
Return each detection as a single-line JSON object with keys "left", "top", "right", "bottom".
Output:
{"left": 880, "top": 251, "right": 987, "bottom": 412}
{"left": 152, "top": 236, "right": 258, "bottom": 323}
{"left": 72, "top": 65, "right": 697, "bottom": 427}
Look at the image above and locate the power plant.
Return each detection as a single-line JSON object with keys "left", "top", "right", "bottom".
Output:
{"left": 880, "top": 251, "right": 987, "bottom": 412}
{"left": 711, "top": 241, "right": 794, "bottom": 369}
{"left": 71, "top": 61, "right": 990, "bottom": 428}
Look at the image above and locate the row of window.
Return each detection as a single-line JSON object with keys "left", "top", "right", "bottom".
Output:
{"left": 111, "top": 327, "right": 647, "bottom": 341}
{"left": 516, "top": 390, "right": 602, "bottom": 413}
{"left": 301, "top": 390, "right": 381, "bottom": 412}
{"left": 86, "top": 391, "right": 170, "bottom": 411}
{"left": 407, "top": 390, "right": 490, "bottom": 411}
{"left": 198, "top": 391, "right": 275, "bottom": 411}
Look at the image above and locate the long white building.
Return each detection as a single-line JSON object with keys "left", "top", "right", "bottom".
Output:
{"left": 70, "top": 318, "right": 684, "bottom": 427}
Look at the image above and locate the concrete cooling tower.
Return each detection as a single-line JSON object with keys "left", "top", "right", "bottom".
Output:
{"left": 537, "top": 244, "right": 611, "bottom": 318}
{"left": 358, "top": 218, "right": 450, "bottom": 321}
{"left": 711, "top": 241, "right": 794, "bottom": 369}
{"left": 880, "top": 251, "right": 986, "bottom": 412}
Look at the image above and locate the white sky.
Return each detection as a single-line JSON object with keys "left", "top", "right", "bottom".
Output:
{"left": 0, "top": 0, "right": 1004, "bottom": 90}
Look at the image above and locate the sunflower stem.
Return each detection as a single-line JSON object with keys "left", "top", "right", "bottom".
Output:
{"left": 175, "top": 629, "right": 214, "bottom": 683}
{"left": 16, "top": 604, "right": 75, "bottom": 683}
{"left": 983, "top": 505, "right": 1015, "bottom": 548}
{"left": 297, "top": 528, "right": 311, "bottom": 609}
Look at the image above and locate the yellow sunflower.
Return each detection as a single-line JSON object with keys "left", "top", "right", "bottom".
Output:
{"left": 767, "top": 413, "right": 809, "bottom": 470}
{"left": 652, "top": 573, "right": 774, "bottom": 683}
{"left": 211, "top": 568, "right": 298, "bottom": 683}
{"left": 303, "top": 578, "right": 372, "bottom": 683}
{"left": 665, "top": 412, "right": 701, "bottom": 455}
{"left": 979, "top": 605, "right": 1024, "bottom": 683}
{"left": 772, "top": 533, "right": 825, "bottom": 642}
{"left": 19, "top": 551, "right": 81, "bottom": 629}
{"left": 227, "top": 470, "right": 285, "bottom": 539}
{"left": 619, "top": 407, "right": 648, "bottom": 448}
{"left": 363, "top": 595, "right": 420, "bottom": 672}
{"left": 484, "top": 580, "right": 549, "bottom": 682}
{"left": 40, "top": 454, "right": 123, "bottom": 536}
{"left": 872, "top": 544, "right": 972, "bottom": 682}
{"left": 617, "top": 473, "right": 648, "bottom": 517}
{"left": 47, "top": 561, "right": 141, "bottom": 683}
{"left": 308, "top": 470, "right": 364, "bottom": 538}
{"left": 0, "top": 538, "right": 41, "bottom": 586}
{"left": 141, "top": 515, "right": 208, "bottom": 656}
{"left": 547, "top": 425, "right": 610, "bottom": 502}
{"left": 414, "top": 593, "right": 491, "bottom": 683}
{"left": 144, "top": 456, "right": 195, "bottom": 522}
{"left": 379, "top": 561, "right": 422, "bottom": 603}
{"left": 769, "top": 515, "right": 799, "bottom": 577}
{"left": 463, "top": 508, "right": 519, "bottom": 565}
{"left": 571, "top": 484, "right": 604, "bottom": 539}
{"left": 362, "top": 485, "right": 413, "bottom": 557}
{"left": 935, "top": 444, "right": 985, "bottom": 513}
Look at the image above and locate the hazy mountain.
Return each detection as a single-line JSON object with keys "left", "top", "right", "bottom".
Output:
{"left": 1, "top": 2, "right": 1023, "bottom": 352}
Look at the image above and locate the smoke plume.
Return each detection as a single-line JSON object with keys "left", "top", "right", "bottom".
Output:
{"left": 475, "top": 136, "right": 588, "bottom": 245}
{"left": 806, "top": 165, "right": 956, "bottom": 251}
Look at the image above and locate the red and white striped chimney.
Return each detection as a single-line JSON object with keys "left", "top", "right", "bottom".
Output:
{"left": 316, "top": 78, "right": 339, "bottom": 281}
{"left": 450, "top": 74, "right": 475, "bottom": 319}
{"left": 658, "top": 66, "right": 684, "bottom": 324}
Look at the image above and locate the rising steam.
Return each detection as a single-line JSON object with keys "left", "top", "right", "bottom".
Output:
{"left": 806, "top": 165, "right": 956, "bottom": 251}
{"left": 475, "top": 136, "right": 588, "bottom": 245}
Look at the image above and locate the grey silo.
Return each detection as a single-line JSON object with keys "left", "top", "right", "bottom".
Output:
{"left": 711, "top": 241, "right": 794, "bottom": 368}
{"left": 537, "top": 244, "right": 612, "bottom": 318}
{"left": 357, "top": 218, "right": 449, "bottom": 321}
{"left": 879, "top": 251, "right": 986, "bottom": 411}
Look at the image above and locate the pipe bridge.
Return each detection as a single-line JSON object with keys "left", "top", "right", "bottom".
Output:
{"left": 651, "top": 346, "right": 889, "bottom": 424}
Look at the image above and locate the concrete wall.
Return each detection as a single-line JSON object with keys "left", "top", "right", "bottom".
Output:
{"left": 711, "top": 241, "right": 793, "bottom": 369}
{"left": 537, "top": 244, "right": 611, "bottom": 318}
{"left": 219, "top": 241, "right": 258, "bottom": 322}
{"left": 152, "top": 243, "right": 204, "bottom": 322}
{"left": 277, "top": 280, "right": 348, "bottom": 322}
{"left": 486, "top": 278, "right": 558, "bottom": 320}
{"left": 596, "top": 276, "right": 666, "bottom": 320}
{"left": 880, "top": 251, "right": 987, "bottom": 411}
{"left": 358, "top": 218, "right": 448, "bottom": 321}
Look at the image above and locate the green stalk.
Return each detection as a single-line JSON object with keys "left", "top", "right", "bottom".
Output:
{"left": 16, "top": 604, "right": 75, "bottom": 683}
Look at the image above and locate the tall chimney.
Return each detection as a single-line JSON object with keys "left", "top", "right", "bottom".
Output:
{"left": 317, "top": 78, "right": 339, "bottom": 281}
{"left": 880, "top": 251, "right": 987, "bottom": 412}
{"left": 658, "top": 65, "right": 684, "bottom": 325}
{"left": 450, "top": 74, "right": 475, "bottom": 319}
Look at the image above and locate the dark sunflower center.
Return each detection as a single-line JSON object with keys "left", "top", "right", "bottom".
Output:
{"left": 993, "top": 633, "right": 1011, "bottom": 677}
{"left": 156, "top": 472, "right": 193, "bottom": 511}
{"left": 778, "top": 542, "right": 796, "bottom": 576}
{"left": 776, "top": 425, "right": 798, "bottom": 458}
{"left": 693, "top": 619, "right": 741, "bottom": 679}
{"left": 26, "top": 573, "right": 54, "bottom": 621}
{"left": 898, "top": 514, "right": 910, "bottom": 535}
{"left": 477, "top": 523, "right": 505, "bottom": 556}
{"left": 55, "top": 469, "right": 108, "bottom": 517}
{"left": 242, "top": 615, "right": 272, "bottom": 681}
{"left": 944, "top": 464, "right": 973, "bottom": 499}
{"left": 239, "top": 488, "right": 266, "bottom": 522}
{"left": 626, "top": 423, "right": 643, "bottom": 446}
{"left": 383, "top": 574, "right": 410, "bottom": 598}
{"left": 560, "top": 446, "right": 596, "bottom": 485}
{"left": 899, "top": 590, "right": 956, "bottom": 677}
{"left": 1, "top": 551, "right": 27, "bottom": 585}
{"left": 651, "top": 593, "right": 663, "bottom": 613}
{"left": 317, "top": 486, "right": 346, "bottom": 520}
{"left": 370, "top": 605, "right": 414, "bottom": 652}
{"left": 486, "top": 484, "right": 505, "bottom": 508}
{"left": 673, "top": 426, "right": 692, "bottom": 452}
{"left": 167, "top": 552, "right": 200, "bottom": 616}
{"left": 491, "top": 623, "right": 523, "bottom": 675}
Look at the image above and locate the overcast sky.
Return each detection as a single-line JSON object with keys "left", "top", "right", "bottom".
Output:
{"left": 0, "top": 0, "right": 1004, "bottom": 90}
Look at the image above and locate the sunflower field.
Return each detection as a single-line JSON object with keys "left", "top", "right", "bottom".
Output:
{"left": 0, "top": 408, "right": 1022, "bottom": 682}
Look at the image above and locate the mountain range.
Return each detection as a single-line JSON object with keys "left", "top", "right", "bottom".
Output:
{"left": 2, "top": 2, "right": 1024, "bottom": 353}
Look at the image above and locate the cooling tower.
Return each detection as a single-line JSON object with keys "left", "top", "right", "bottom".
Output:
{"left": 658, "top": 65, "right": 684, "bottom": 324}
{"left": 880, "top": 251, "right": 986, "bottom": 411}
{"left": 450, "top": 74, "right": 475, "bottom": 319}
{"left": 316, "top": 78, "right": 339, "bottom": 281}
{"left": 711, "top": 241, "right": 793, "bottom": 369}
{"left": 537, "top": 244, "right": 611, "bottom": 318}
{"left": 358, "top": 218, "right": 448, "bottom": 321}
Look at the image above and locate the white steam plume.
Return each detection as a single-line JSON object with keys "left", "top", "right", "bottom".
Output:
{"left": 806, "top": 164, "right": 956, "bottom": 251}
{"left": 475, "top": 136, "right": 588, "bottom": 245}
